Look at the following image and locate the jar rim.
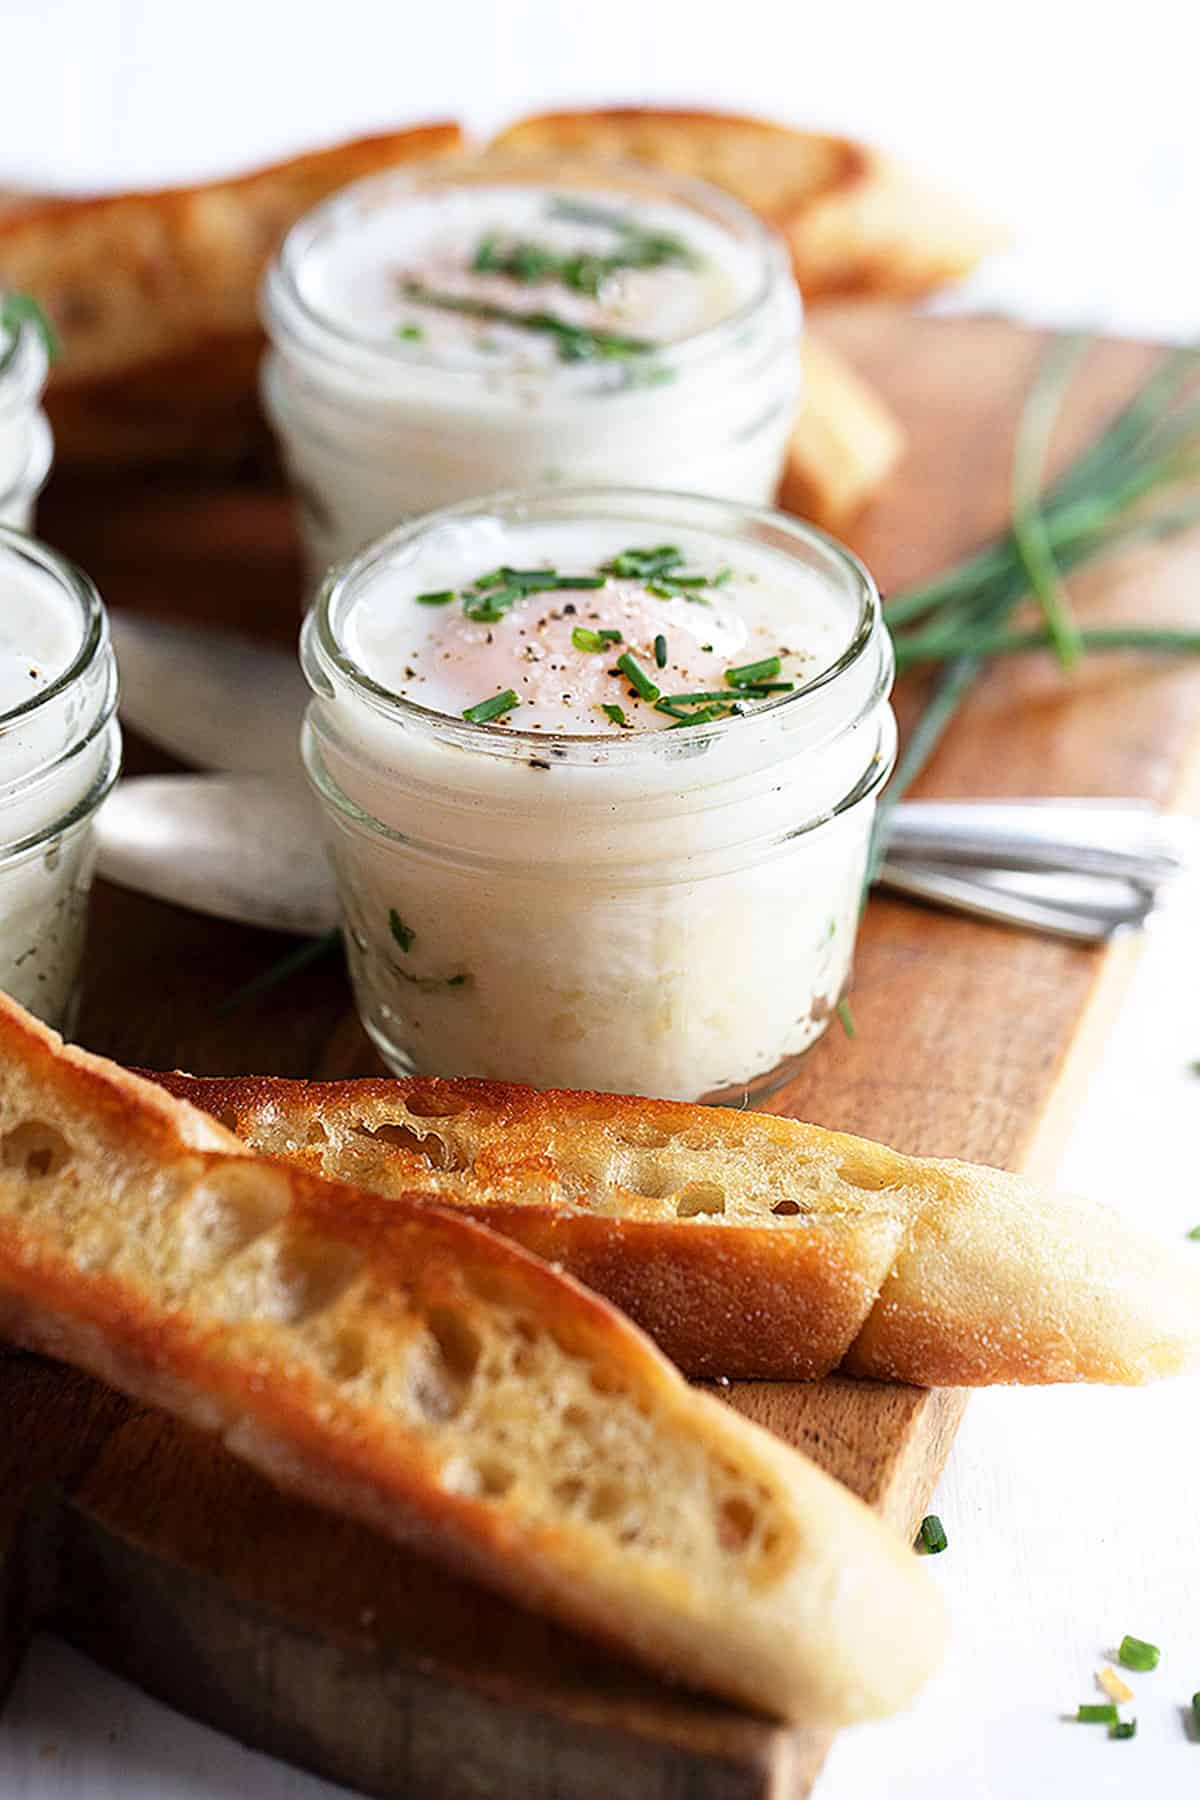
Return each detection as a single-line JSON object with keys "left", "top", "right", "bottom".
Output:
{"left": 0, "top": 526, "right": 108, "bottom": 731}
{"left": 262, "top": 152, "right": 793, "bottom": 388}
{"left": 305, "top": 484, "right": 883, "bottom": 761}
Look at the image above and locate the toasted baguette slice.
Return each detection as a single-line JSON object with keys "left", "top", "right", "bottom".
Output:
{"left": 489, "top": 108, "right": 1004, "bottom": 300}
{"left": 0, "top": 123, "right": 463, "bottom": 466}
{"left": 0, "top": 995, "right": 945, "bottom": 1725}
{"left": 150, "top": 1071, "right": 1200, "bottom": 1389}
{"left": 780, "top": 335, "right": 906, "bottom": 528}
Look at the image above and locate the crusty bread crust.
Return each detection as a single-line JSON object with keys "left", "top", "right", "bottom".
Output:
{"left": 0, "top": 995, "right": 945, "bottom": 1725}
{"left": 150, "top": 1071, "right": 1200, "bottom": 1388}
{"left": 491, "top": 106, "right": 863, "bottom": 230}
{"left": 2, "top": 108, "right": 996, "bottom": 470}
{"left": 0, "top": 123, "right": 463, "bottom": 466}
{"left": 489, "top": 107, "right": 1004, "bottom": 301}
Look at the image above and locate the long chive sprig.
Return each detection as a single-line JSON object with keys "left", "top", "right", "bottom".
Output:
{"left": 400, "top": 281, "right": 654, "bottom": 364}
{"left": 883, "top": 344, "right": 1200, "bottom": 632}
{"left": 869, "top": 340, "right": 1200, "bottom": 885}
{"left": 1009, "top": 333, "right": 1091, "bottom": 667}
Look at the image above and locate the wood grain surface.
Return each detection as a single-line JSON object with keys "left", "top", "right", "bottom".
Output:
{"left": 2, "top": 310, "right": 1198, "bottom": 1800}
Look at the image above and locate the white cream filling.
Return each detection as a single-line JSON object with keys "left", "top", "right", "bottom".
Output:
{"left": 297, "top": 184, "right": 755, "bottom": 371}
{"left": 342, "top": 517, "right": 844, "bottom": 734}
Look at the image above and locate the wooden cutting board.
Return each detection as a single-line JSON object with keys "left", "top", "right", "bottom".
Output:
{"left": 3, "top": 310, "right": 1199, "bottom": 1800}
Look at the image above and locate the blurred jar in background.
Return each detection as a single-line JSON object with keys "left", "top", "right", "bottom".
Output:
{"left": 262, "top": 155, "right": 802, "bottom": 582}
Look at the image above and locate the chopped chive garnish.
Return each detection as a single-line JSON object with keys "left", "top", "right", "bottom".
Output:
{"left": 572, "top": 626, "right": 622, "bottom": 652}
{"left": 416, "top": 589, "right": 455, "bottom": 606}
{"left": 916, "top": 1513, "right": 946, "bottom": 1553}
{"left": 503, "top": 568, "right": 589, "bottom": 589}
{"left": 667, "top": 705, "right": 725, "bottom": 728}
{"left": 1187, "top": 1225, "right": 1200, "bottom": 1240}
{"left": 601, "top": 703, "right": 630, "bottom": 727}
{"left": 502, "top": 569, "right": 552, "bottom": 587}
{"left": 1118, "top": 1636, "right": 1160, "bottom": 1672}
{"left": 462, "top": 689, "right": 520, "bottom": 725}
{"left": 396, "top": 323, "right": 424, "bottom": 341}
{"left": 656, "top": 702, "right": 724, "bottom": 721}
{"left": 472, "top": 232, "right": 499, "bottom": 271}
{"left": 400, "top": 281, "right": 655, "bottom": 364}
{"left": 1192, "top": 1692, "right": 1200, "bottom": 1728}
{"left": 646, "top": 578, "right": 710, "bottom": 603}
{"left": 547, "top": 196, "right": 693, "bottom": 263}
{"left": 456, "top": 565, "right": 609, "bottom": 622}
{"left": 726, "top": 655, "right": 783, "bottom": 688}
{"left": 736, "top": 681, "right": 795, "bottom": 695}
{"left": 604, "top": 545, "right": 683, "bottom": 579}
{"left": 617, "top": 560, "right": 730, "bottom": 600}
{"left": 616, "top": 652, "right": 660, "bottom": 704}
{"left": 463, "top": 587, "right": 520, "bottom": 621}
{"left": 657, "top": 690, "right": 734, "bottom": 706}
{"left": 388, "top": 910, "right": 415, "bottom": 952}
{"left": 1110, "top": 1720, "right": 1137, "bottom": 1740}
{"left": 468, "top": 213, "right": 696, "bottom": 298}
{"left": 1077, "top": 1705, "right": 1119, "bottom": 1725}
{"left": 653, "top": 633, "right": 668, "bottom": 669}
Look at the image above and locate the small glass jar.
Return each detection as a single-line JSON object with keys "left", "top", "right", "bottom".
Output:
{"left": 301, "top": 488, "right": 894, "bottom": 1104}
{"left": 0, "top": 307, "right": 53, "bottom": 530}
{"left": 0, "top": 529, "right": 121, "bottom": 1031}
{"left": 262, "top": 156, "right": 802, "bottom": 584}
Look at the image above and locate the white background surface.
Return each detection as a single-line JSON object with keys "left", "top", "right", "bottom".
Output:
{"left": 3, "top": 2, "right": 1200, "bottom": 1795}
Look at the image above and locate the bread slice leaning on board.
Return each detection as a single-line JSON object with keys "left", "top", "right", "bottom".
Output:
{"left": 152, "top": 1071, "right": 1200, "bottom": 1388}
{"left": 0, "top": 122, "right": 464, "bottom": 466}
{"left": 0, "top": 996, "right": 946, "bottom": 1726}
{"left": 488, "top": 107, "right": 1005, "bottom": 301}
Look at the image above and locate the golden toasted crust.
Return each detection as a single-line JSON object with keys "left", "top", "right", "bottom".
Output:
{"left": 491, "top": 106, "right": 863, "bottom": 225}
{"left": 151, "top": 1070, "right": 1200, "bottom": 1389}
{"left": 780, "top": 335, "right": 906, "bottom": 528}
{"left": 490, "top": 107, "right": 1004, "bottom": 300}
{"left": 0, "top": 123, "right": 463, "bottom": 467}
{"left": 0, "top": 995, "right": 945, "bottom": 1725}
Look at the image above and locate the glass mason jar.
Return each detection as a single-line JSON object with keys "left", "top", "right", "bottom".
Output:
{"left": 301, "top": 488, "right": 895, "bottom": 1104}
{"left": 0, "top": 529, "right": 121, "bottom": 1031}
{"left": 0, "top": 307, "right": 53, "bottom": 530}
{"left": 262, "top": 156, "right": 802, "bottom": 585}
